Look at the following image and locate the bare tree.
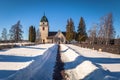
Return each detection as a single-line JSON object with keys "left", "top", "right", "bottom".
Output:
{"left": 36, "top": 28, "right": 40, "bottom": 42}
{"left": 88, "top": 23, "right": 98, "bottom": 44}
{"left": 106, "top": 13, "right": 115, "bottom": 44}
{"left": 98, "top": 17, "right": 106, "bottom": 44}
{"left": 116, "top": 35, "right": 120, "bottom": 45}
{"left": 98, "top": 13, "right": 115, "bottom": 45}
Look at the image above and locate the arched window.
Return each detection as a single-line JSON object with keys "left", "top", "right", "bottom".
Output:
{"left": 43, "top": 27, "right": 45, "bottom": 30}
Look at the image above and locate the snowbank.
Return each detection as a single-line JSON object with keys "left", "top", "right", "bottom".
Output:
{"left": 0, "top": 44, "right": 54, "bottom": 57}
{"left": 60, "top": 44, "right": 119, "bottom": 80}
{"left": 0, "top": 44, "right": 54, "bottom": 79}
{"left": 4, "top": 44, "right": 58, "bottom": 80}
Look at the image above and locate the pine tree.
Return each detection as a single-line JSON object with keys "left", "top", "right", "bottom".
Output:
{"left": 33, "top": 27, "right": 36, "bottom": 42}
{"left": 29, "top": 25, "right": 36, "bottom": 42}
{"left": 66, "top": 19, "right": 70, "bottom": 41}
{"left": 76, "top": 17, "right": 87, "bottom": 42}
{"left": 29, "top": 26, "right": 32, "bottom": 41}
{"left": 66, "top": 18, "right": 75, "bottom": 42}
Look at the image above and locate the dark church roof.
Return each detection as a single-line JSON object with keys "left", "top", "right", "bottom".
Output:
{"left": 40, "top": 15, "right": 48, "bottom": 22}
{"left": 48, "top": 32, "right": 66, "bottom": 36}
{"left": 48, "top": 32, "right": 57, "bottom": 36}
{"left": 47, "top": 31, "right": 66, "bottom": 39}
{"left": 62, "top": 32, "right": 66, "bottom": 36}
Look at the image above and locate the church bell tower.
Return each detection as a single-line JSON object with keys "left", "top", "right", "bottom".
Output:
{"left": 40, "top": 14, "right": 49, "bottom": 43}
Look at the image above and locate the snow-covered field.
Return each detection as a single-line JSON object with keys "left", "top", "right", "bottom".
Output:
{"left": 0, "top": 44, "right": 55, "bottom": 79}
{"left": 0, "top": 42, "right": 34, "bottom": 46}
{"left": 61, "top": 44, "right": 120, "bottom": 80}
{"left": 0, "top": 43, "right": 120, "bottom": 80}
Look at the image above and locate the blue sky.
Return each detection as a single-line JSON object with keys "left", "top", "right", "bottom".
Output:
{"left": 0, "top": 0, "right": 120, "bottom": 40}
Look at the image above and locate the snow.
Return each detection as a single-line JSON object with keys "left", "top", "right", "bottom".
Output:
{"left": 67, "top": 44, "right": 120, "bottom": 72}
{"left": 0, "top": 43, "right": 120, "bottom": 80}
{"left": 0, "top": 61, "right": 32, "bottom": 70}
{"left": 62, "top": 44, "right": 120, "bottom": 80}
{"left": 0, "top": 44, "right": 53, "bottom": 57}
{"left": 74, "top": 61, "right": 98, "bottom": 79}
{"left": 0, "top": 44, "right": 54, "bottom": 79}
{"left": 61, "top": 44, "right": 99, "bottom": 80}
{"left": 0, "top": 42, "right": 34, "bottom": 46}
{"left": 5, "top": 44, "right": 58, "bottom": 80}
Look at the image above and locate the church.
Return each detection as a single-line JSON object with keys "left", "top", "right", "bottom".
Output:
{"left": 39, "top": 14, "right": 66, "bottom": 43}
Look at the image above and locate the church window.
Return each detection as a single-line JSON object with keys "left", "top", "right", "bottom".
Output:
{"left": 43, "top": 27, "right": 45, "bottom": 30}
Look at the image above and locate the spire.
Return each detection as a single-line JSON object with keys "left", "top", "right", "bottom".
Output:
{"left": 44, "top": 12, "right": 45, "bottom": 16}
{"left": 40, "top": 12, "right": 48, "bottom": 22}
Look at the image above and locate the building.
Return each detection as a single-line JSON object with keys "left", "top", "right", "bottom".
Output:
{"left": 40, "top": 14, "right": 66, "bottom": 43}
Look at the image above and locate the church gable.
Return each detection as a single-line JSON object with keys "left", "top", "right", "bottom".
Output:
{"left": 54, "top": 31, "right": 66, "bottom": 43}
{"left": 46, "top": 31, "right": 66, "bottom": 43}
{"left": 55, "top": 31, "right": 64, "bottom": 38}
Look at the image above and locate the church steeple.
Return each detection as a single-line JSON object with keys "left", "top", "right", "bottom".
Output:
{"left": 40, "top": 13, "right": 49, "bottom": 43}
{"left": 40, "top": 12, "right": 48, "bottom": 22}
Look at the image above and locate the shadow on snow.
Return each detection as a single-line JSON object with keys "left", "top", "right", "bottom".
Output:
{"left": 64, "top": 54, "right": 120, "bottom": 79}
{"left": 64, "top": 55, "right": 120, "bottom": 70}
{"left": 0, "top": 70, "right": 17, "bottom": 79}
{"left": 0, "top": 55, "right": 42, "bottom": 62}
{"left": 20, "top": 46, "right": 46, "bottom": 50}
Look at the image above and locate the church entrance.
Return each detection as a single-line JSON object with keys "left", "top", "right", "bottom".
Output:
{"left": 54, "top": 36, "right": 65, "bottom": 44}
{"left": 43, "top": 39, "right": 45, "bottom": 44}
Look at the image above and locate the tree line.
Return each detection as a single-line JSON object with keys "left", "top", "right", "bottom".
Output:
{"left": 66, "top": 17, "right": 87, "bottom": 43}
{"left": 28, "top": 25, "right": 41, "bottom": 42}
{"left": 88, "top": 13, "right": 116, "bottom": 45}
{"left": 0, "top": 21, "right": 23, "bottom": 43}
{"left": 0, "top": 21, "right": 40, "bottom": 43}
{"left": 0, "top": 13, "right": 119, "bottom": 45}
{"left": 66, "top": 13, "right": 118, "bottom": 45}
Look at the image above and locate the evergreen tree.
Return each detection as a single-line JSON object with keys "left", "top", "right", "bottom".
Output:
{"left": 9, "top": 21, "right": 23, "bottom": 42}
{"left": 76, "top": 17, "right": 87, "bottom": 42}
{"left": 29, "top": 26, "right": 32, "bottom": 42}
{"left": 66, "top": 19, "right": 70, "bottom": 41}
{"left": 33, "top": 27, "right": 36, "bottom": 42}
{"left": 29, "top": 25, "right": 36, "bottom": 42}
{"left": 66, "top": 18, "right": 75, "bottom": 42}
